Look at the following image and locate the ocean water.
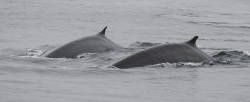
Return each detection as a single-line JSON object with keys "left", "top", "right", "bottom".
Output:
{"left": 0, "top": 0, "right": 250, "bottom": 102}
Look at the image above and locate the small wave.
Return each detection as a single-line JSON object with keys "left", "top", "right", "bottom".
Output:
{"left": 219, "top": 13, "right": 233, "bottom": 16}
{"left": 0, "top": 80, "right": 34, "bottom": 84}
{"left": 237, "top": 26, "right": 250, "bottom": 29}
{"left": 77, "top": 53, "right": 98, "bottom": 59}
{"left": 223, "top": 39, "right": 250, "bottom": 43}
{"left": 213, "top": 50, "right": 250, "bottom": 64}
{"left": 187, "top": 21, "right": 228, "bottom": 25}
{"left": 187, "top": 21, "right": 250, "bottom": 30}
{"left": 38, "top": 45, "right": 56, "bottom": 51}
{"left": 0, "top": 44, "right": 56, "bottom": 57}
{"left": 217, "top": 25, "right": 250, "bottom": 30}
{"left": 201, "top": 47, "right": 230, "bottom": 51}
{"left": 148, "top": 62, "right": 209, "bottom": 68}
{"left": 26, "top": 49, "right": 44, "bottom": 57}
{"left": 199, "top": 38, "right": 250, "bottom": 43}
{"left": 213, "top": 50, "right": 250, "bottom": 59}
{"left": 0, "top": 48, "right": 27, "bottom": 56}
{"left": 129, "top": 41, "right": 163, "bottom": 49}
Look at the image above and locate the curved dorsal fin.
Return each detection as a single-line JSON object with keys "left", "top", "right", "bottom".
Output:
{"left": 186, "top": 36, "right": 198, "bottom": 47}
{"left": 98, "top": 26, "right": 107, "bottom": 36}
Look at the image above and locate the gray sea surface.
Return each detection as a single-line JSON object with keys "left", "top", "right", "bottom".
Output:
{"left": 0, "top": 0, "right": 250, "bottom": 102}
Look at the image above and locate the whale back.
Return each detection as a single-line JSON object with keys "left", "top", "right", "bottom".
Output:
{"left": 44, "top": 27, "right": 121, "bottom": 58}
{"left": 113, "top": 36, "right": 214, "bottom": 68}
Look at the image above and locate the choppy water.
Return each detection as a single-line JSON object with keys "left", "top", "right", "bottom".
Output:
{"left": 1, "top": 0, "right": 250, "bottom": 102}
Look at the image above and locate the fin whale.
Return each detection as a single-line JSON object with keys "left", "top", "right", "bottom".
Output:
{"left": 43, "top": 26, "right": 122, "bottom": 58}
{"left": 113, "top": 36, "right": 214, "bottom": 68}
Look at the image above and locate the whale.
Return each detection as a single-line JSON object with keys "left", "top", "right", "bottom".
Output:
{"left": 113, "top": 36, "right": 214, "bottom": 68}
{"left": 43, "top": 26, "right": 122, "bottom": 58}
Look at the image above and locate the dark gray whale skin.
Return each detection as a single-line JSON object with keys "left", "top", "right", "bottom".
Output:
{"left": 43, "top": 27, "right": 122, "bottom": 58}
{"left": 113, "top": 36, "right": 214, "bottom": 68}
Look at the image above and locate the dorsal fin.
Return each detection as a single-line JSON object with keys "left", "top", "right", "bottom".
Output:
{"left": 186, "top": 36, "right": 198, "bottom": 47}
{"left": 98, "top": 26, "right": 107, "bottom": 36}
